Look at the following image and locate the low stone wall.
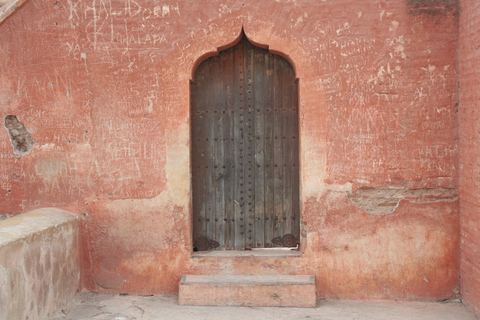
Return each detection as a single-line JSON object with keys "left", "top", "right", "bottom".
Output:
{"left": 0, "top": 208, "right": 80, "bottom": 320}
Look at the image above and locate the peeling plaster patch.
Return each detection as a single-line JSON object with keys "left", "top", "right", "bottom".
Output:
{"left": 4, "top": 115, "right": 33, "bottom": 156}
{"left": 328, "top": 182, "right": 353, "bottom": 193}
{"left": 347, "top": 185, "right": 457, "bottom": 215}
{"left": 407, "top": 0, "right": 457, "bottom": 8}
{"left": 315, "top": 182, "right": 353, "bottom": 201}
{"left": 407, "top": 0, "right": 458, "bottom": 15}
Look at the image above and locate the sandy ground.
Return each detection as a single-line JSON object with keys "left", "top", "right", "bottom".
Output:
{"left": 51, "top": 293, "right": 478, "bottom": 320}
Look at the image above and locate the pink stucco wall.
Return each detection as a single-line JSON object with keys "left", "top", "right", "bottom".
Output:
{"left": 0, "top": 0, "right": 459, "bottom": 300}
{"left": 459, "top": 0, "right": 480, "bottom": 316}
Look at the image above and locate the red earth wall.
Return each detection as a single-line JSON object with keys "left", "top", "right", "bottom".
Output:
{"left": 459, "top": 0, "right": 480, "bottom": 316}
{"left": 0, "top": 0, "right": 459, "bottom": 299}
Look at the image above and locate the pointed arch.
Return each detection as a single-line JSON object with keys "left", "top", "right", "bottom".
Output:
{"left": 191, "top": 35, "right": 300, "bottom": 250}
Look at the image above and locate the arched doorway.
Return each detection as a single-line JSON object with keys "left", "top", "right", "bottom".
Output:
{"left": 191, "top": 35, "right": 299, "bottom": 250}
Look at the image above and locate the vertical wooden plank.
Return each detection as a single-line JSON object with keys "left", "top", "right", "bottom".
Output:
{"left": 273, "top": 56, "right": 285, "bottom": 242}
{"left": 191, "top": 82, "right": 200, "bottom": 242}
{"left": 253, "top": 47, "right": 266, "bottom": 248}
{"left": 263, "top": 51, "right": 275, "bottom": 247}
{"left": 223, "top": 47, "right": 235, "bottom": 249}
{"left": 204, "top": 61, "right": 216, "bottom": 242}
{"left": 214, "top": 55, "right": 226, "bottom": 249}
{"left": 292, "top": 76, "right": 300, "bottom": 236}
{"left": 192, "top": 63, "right": 207, "bottom": 242}
{"left": 283, "top": 60, "right": 295, "bottom": 237}
{"left": 233, "top": 38, "right": 245, "bottom": 249}
{"left": 244, "top": 40, "right": 256, "bottom": 248}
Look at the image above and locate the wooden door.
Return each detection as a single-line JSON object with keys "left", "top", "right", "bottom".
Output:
{"left": 191, "top": 36, "right": 299, "bottom": 250}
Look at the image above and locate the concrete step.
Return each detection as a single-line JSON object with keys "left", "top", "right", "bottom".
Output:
{"left": 178, "top": 275, "right": 316, "bottom": 307}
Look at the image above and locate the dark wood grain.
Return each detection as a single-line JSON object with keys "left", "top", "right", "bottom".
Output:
{"left": 191, "top": 36, "right": 299, "bottom": 250}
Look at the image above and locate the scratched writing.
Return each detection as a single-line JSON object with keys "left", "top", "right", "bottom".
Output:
{"left": 0, "top": 152, "right": 18, "bottom": 159}
{"left": 106, "top": 142, "right": 160, "bottom": 161}
{"left": 21, "top": 199, "right": 41, "bottom": 209}
{"left": 34, "top": 158, "right": 76, "bottom": 177}
{"left": 417, "top": 145, "right": 457, "bottom": 159}
{"left": 39, "top": 129, "right": 90, "bottom": 145}
{"left": 38, "top": 117, "right": 91, "bottom": 129}
{"left": 339, "top": 38, "right": 376, "bottom": 57}
{"left": 314, "top": 21, "right": 352, "bottom": 37}
{"left": 65, "top": 42, "right": 85, "bottom": 61}
{"left": 111, "top": 33, "right": 167, "bottom": 46}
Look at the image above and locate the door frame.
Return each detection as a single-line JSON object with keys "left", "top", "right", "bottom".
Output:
{"left": 190, "top": 33, "right": 301, "bottom": 251}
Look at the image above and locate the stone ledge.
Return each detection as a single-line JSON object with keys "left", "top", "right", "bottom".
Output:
{"left": 0, "top": 208, "right": 78, "bottom": 247}
{"left": 0, "top": 208, "right": 80, "bottom": 320}
{"left": 191, "top": 249, "right": 302, "bottom": 259}
{"left": 181, "top": 275, "right": 314, "bottom": 286}
{"left": 179, "top": 275, "right": 316, "bottom": 307}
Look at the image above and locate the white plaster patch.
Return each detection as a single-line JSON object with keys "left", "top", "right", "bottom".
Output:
{"left": 390, "top": 21, "right": 399, "bottom": 32}
{"left": 395, "top": 44, "right": 406, "bottom": 59}
{"left": 377, "top": 66, "right": 385, "bottom": 79}
{"left": 39, "top": 143, "right": 56, "bottom": 151}
{"left": 162, "top": 5, "right": 170, "bottom": 17}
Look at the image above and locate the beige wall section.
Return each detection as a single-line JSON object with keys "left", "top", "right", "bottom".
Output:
{"left": 0, "top": 208, "right": 80, "bottom": 320}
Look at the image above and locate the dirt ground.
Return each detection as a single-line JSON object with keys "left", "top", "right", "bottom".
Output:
{"left": 51, "top": 293, "right": 477, "bottom": 320}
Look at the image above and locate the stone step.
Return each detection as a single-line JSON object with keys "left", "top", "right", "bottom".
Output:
{"left": 178, "top": 275, "right": 316, "bottom": 307}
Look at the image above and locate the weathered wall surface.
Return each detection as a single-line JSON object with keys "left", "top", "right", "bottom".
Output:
{"left": 0, "top": 208, "right": 80, "bottom": 320}
{"left": 459, "top": 0, "right": 480, "bottom": 316}
{"left": 0, "top": 0, "right": 459, "bottom": 299}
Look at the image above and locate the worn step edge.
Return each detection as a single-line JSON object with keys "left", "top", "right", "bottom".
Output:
{"left": 180, "top": 275, "right": 315, "bottom": 286}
